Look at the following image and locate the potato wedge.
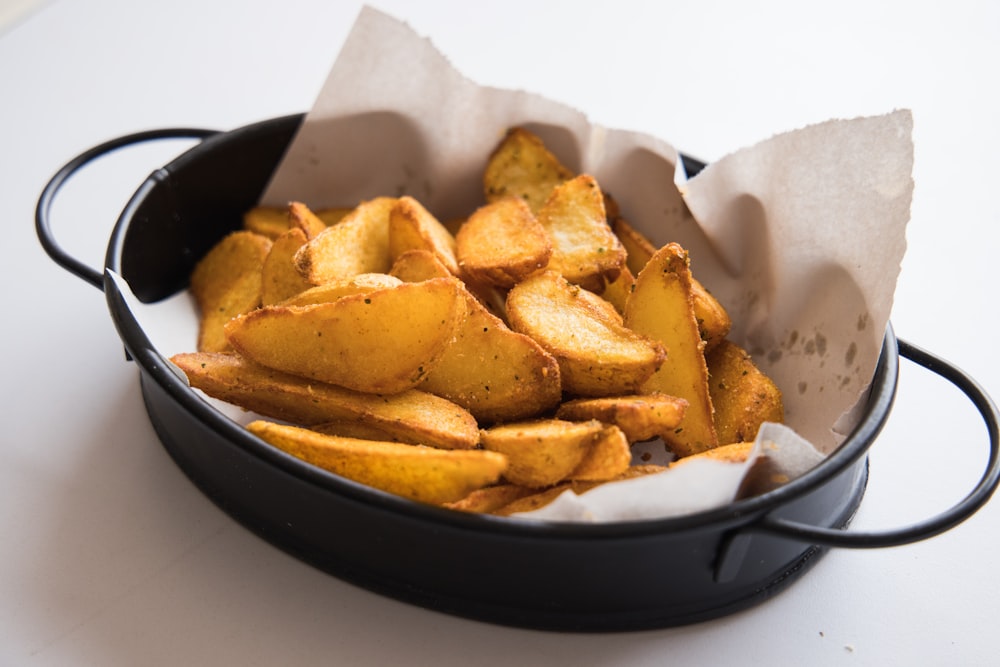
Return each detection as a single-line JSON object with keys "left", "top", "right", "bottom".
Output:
{"left": 492, "top": 464, "right": 668, "bottom": 516}
{"left": 189, "top": 230, "right": 272, "bottom": 353}
{"left": 389, "top": 248, "right": 453, "bottom": 282}
{"left": 169, "top": 352, "right": 479, "bottom": 449}
{"left": 293, "top": 197, "right": 396, "bottom": 285}
{"left": 670, "top": 441, "right": 755, "bottom": 467}
{"left": 507, "top": 270, "right": 665, "bottom": 396}
{"left": 612, "top": 217, "right": 731, "bottom": 351}
{"left": 443, "top": 484, "right": 537, "bottom": 513}
{"left": 388, "top": 196, "right": 459, "bottom": 274}
{"left": 278, "top": 273, "right": 402, "bottom": 307}
{"left": 624, "top": 243, "right": 718, "bottom": 456}
{"left": 261, "top": 227, "right": 313, "bottom": 306}
{"left": 287, "top": 201, "right": 328, "bottom": 239}
{"left": 556, "top": 393, "right": 688, "bottom": 443}
{"left": 247, "top": 421, "right": 505, "bottom": 504}
{"left": 420, "top": 283, "right": 561, "bottom": 423}
{"left": 456, "top": 196, "right": 552, "bottom": 288}
{"left": 243, "top": 206, "right": 291, "bottom": 239}
{"left": 224, "top": 277, "right": 465, "bottom": 394}
{"left": 480, "top": 418, "right": 605, "bottom": 488}
{"left": 566, "top": 425, "right": 631, "bottom": 481}
{"left": 537, "top": 174, "right": 626, "bottom": 292}
{"left": 706, "top": 340, "right": 784, "bottom": 444}
{"left": 599, "top": 265, "right": 635, "bottom": 316}
{"left": 483, "top": 127, "right": 574, "bottom": 213}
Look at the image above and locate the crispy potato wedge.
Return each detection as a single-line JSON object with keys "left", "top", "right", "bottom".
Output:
{"left": 261, "top": 227, "right": 313, "bottom": 306}
{"left": 243, "top": 206, "right": 291, "bottom": 239}
{"left": 247, "top": 421, "right": 505, "bottom": 504}
{"left": 537, "top": 174, "right": 626, "bottom": 292}
{"left": 670, "top": 441, "right": 755, "bottom": 467}
{"left": 624, "top": 243, "right": 718, "bottom": 456}
{"left": 706, "top": 340, "right": 784, "bottom": 444}
{"left": 507, "top": 270, "right": 665, "bottom": 396}
{"left": 189, "top": 230, "right": 272, "bottom": 353}
{"left": 567, "top": 425, "right": 631, "bottom": 481}
{"left": 224, "top": 277, "right": 465, "bottom": 394}
{"left": 278, "top": 273, "right": 402, "bottom": 307}
{"left": 443, "top": 484, "right": 537, "bottom": 513}
{"left": 479, "top": 418, "right": 605, "bottom": 488}
{"left": 293, "top": 197, "right": 396, "bottom": 285}
{"left": 169, "top": 352, "right": 479, "bottom": 449}
{"left": 389, "top": 248, "right": 453, "bottom": 282}
{"left": 287, "top": 201, "right": 328, "bottom": 239}
{"left": 612, "top": 217, "right": 731, "bottom": 351}
{"left": 456, "top": 196, "right": 552, "bottom": 288}
{"left": 420, "top": 283, "right": 561, "bottom": 424}
{"left": 599, "top": 265, "right": 635, "bottom": 316}
{"left": 556, "top": 393, "right": 688, "bottom": 443}
{"left": 483, "top": 127, "right": 574, "bottom": 213}
{"left": 388, "top": 196, "right": 460, "bottom": 274}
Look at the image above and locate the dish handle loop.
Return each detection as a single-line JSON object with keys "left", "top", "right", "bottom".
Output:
{"left": 756, "top": 338, "right": 1000, "bottom": 548}
{"left": 35, "top": 128, "right": 218, "bottom": 291}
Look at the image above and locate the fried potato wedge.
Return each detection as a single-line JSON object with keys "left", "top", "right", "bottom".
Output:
{"left": 537, "top": 174, "right": 627, "bottom": 292}
{"left": 624, "top": 243, "right": 718, "bottom": 456}
{"left": 293, "top": 197, "right": 396, "bottom": 285}
{"left": 224, "top": 277, "right": 465, "bottom": 394}
{"left": 189, "top": 230, "right": 272, "bottom": 353}
{"left": 243, "top": 206, "right": 291, "bottom": 239}
{"left": 669, "top": 441, "right": 754, "bottom": 467}
{"left": 287, "top": 201, "right": 328, "bottom": 239}
{"left": 556, "top": 393, "right": 688, "bottom": 443}
{"left": 706, "top": 340, "right": 784, "bottom": 444}
{"left": 599, "top": 265, "right": 635, "bottom": 316}
{"left": 420, "top": 284, "right": 561, "bottom": 424}
{"left": 456, "top": 196, "right": 552, "bottom": 288}
{"left": 389, "top": 248, "right": 453, "bottom": 282}
{"left": 491, "top": 464, "right": 668, "bottom": 516}
{"left": 443, "top": 484, "right": 537, "bottom": 513}
{"left": 483, "top": 127, "right": 574, "bottom": 213}
{"left": 247, "top": 421, "right": 505, "bottom": 504}
{"left": 169, "top": 352, "right": 479, "bottom": 449}
{"left": 480, "top": 418, "right": 605, "bottom": 488}
{"left": 507, "top": 270, "right": 665, "bottom": 396}
{"left": 388, "top": 196, "right": 459, "bottom": 274}
{"left": 261, "top": 227, "right": 313, "bottom": 306}
{"left": 566, "top": 425, "right": 631, "bottom": 481}
{"left": 278, "top": 273, "right": 402, "bottom": 307}
{"left": 612, "top": 217, "right": 731, "bottom": 351}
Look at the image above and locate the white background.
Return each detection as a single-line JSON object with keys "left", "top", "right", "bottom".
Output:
{"left": 2, "top": 1, "right": 999, "bottom": 665}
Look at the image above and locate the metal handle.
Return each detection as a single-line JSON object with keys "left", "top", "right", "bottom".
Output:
{"left": 757, "top": 338, "right": 1000, "bottom": 548}
{"left": 36, "top": 128, "right": 218, "bottom": 291}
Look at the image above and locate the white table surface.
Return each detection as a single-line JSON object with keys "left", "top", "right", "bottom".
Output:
{"left": 4, "top": 1, "right": 999, "bottom": 664}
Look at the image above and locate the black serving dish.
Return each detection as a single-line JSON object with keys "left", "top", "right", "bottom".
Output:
{"left": 36, "top": 114, "right": 1000, "bottom": 632}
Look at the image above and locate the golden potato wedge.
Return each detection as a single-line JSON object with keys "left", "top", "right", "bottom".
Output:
{"left": 537, "top": 174, "right": 627, "bottom": 292}
{"left": 278, "top": 273, "right": 402, "bottom": 307}
{"left": 224, "top": 277, "right": 465, "bottom": 394}
{"left": 556, "top": 393, "right": 688, "bottom": 443}
{"left": 261, "top": 227, "right": 313, "bottom": 306}
{"left": 169, "top": 352, "right": 480, "bottom": 449}
{"left": 420, "top": 283, "right": 561, "bottom": 424}
{"left": 479, "top": 418, "right": 604, "bottom": 488}
{"left": 456, "top": 196, "right": 552, "bottom": 288}
{"left": 624, "top": 242, "right": 718, "bottom": 456}
{"left": 389, "top": 248, "right": 453, "bottom": 282}
{"left": 599, "top": 265, "right": 635, "bottom": 316}
{"left": 243, "top": 206, "right": 290, "bottom": 239}
{"left": 670, "top": 441, "right": 755, "bottom": 467}
{"left": 507, "top": 270, "right": 665, "bottom": 397}
{"left": 293, "top": 197, "right": 396, "bottom": 285}
{"left": 612, "top": 217, "right": 731, "bottom": 351}
{"left": 189, "top": 230, "right": 272, "bottom": 353}
{"left": 566, "top": 425, "right": 631, "bottom": 481}
{"left": 247, "top": 421, "right": 506, "bottom": 505}
{"left": 706, "top": 340, "right": 784, "bottom": 444}
{"left": 287, "top": 201, "right": 328, "bottom": 239}
{"left": 483, "top": 127, "right": 575, "bottom": 213}
{"left": 491, "top": 464, "right": 668, "bottom": 516}
{"left": 443, "top": 484, "right": 537, "bottom": 513}
{"left": 388, "top": 196, "right": 460, "bottom": 274}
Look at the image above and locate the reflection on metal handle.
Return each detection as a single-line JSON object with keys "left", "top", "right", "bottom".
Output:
{"left": 35, "top": 128, "right": 217, "bottom": 291}
{"left": 757, "top": 338, "right": 1000, "bottom": 548}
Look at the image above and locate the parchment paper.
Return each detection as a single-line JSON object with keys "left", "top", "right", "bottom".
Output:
{"left": 143, "top": 6, "right": 913, "bottom": 522}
